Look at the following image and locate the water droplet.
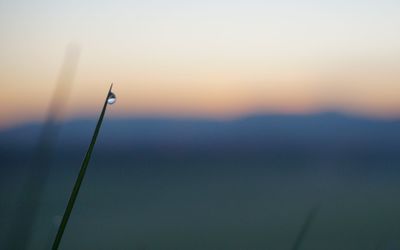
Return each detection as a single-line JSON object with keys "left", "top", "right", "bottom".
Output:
{"left": 107, "top": 92, "right": 116, "bottom": 105}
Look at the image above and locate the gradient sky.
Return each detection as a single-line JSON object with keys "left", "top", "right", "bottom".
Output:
{"left": 1, "top": 0, "right": 400, "bottom": 128}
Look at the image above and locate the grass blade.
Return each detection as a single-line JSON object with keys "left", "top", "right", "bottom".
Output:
{"left": 4, "top": 45, "right": 80, "bottom": 250}
{"left": 52, "top": 84, "right": 114, "bottom": 250}
{"left": 291, "top": 205, "right": 320, "bottom": 250}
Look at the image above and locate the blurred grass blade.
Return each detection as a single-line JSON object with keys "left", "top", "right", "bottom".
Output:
{"left": 52, "top": 84, "right": 114, "bottom": 250}
{"left": 5, "top": 44, "right": 80, "bottom": 250}
{"left": 291, "top": 205, "right": 320, "bottom": 250}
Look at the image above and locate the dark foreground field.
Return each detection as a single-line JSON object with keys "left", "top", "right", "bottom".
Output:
{"left": 1, "top": 113, "right": 400, "bottom": 249}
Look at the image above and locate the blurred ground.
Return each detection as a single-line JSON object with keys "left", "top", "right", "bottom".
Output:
{"left": 1, "top": 114, "right": 400, "bottom": 249}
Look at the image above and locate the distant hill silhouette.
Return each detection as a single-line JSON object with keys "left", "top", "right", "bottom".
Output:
{"left": 1, "top": 112, "right": 400, "bottom": 165}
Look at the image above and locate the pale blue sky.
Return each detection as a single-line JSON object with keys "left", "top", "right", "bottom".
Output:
{"left": 1, "top": 0, "right": 400, "bottom": 127}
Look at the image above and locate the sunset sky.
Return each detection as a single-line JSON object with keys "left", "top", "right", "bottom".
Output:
{"left": 1, "top": 0, "right": 400, "bottom": 128}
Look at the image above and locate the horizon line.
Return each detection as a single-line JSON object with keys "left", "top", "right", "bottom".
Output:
{"left": 2, "top": 110, "right": 400, "bottom": 131}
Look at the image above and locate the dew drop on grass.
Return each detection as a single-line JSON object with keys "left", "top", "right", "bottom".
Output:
{"left": 107, "top": 92, "right": 116, "bottom": 104}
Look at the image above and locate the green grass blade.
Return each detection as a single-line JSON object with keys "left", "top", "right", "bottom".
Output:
{"left": 291, "top": 205, "right": 320, "bottom": 250}
{"left": 52, "top": 84, "right": 113, "bottom": 250}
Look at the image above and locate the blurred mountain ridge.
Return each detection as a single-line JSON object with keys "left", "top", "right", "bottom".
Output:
{"left": 1, "top": 112, "right": 400, "bottom": 164}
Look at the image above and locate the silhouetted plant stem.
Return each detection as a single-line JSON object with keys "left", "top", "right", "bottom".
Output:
{"left": 291, "top": 205, "right": 320, "bottom": 250}
{"left": 52, "top": 84, "right": 114, "bottom": 250}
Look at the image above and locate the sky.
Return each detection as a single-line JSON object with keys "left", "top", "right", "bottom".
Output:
{"left": 1, "top": 0, "right": 400, "bottom": 128}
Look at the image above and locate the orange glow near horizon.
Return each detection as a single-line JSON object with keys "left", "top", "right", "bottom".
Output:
{"left": 1, "top": 1, "right": 400, "bottom": 129}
